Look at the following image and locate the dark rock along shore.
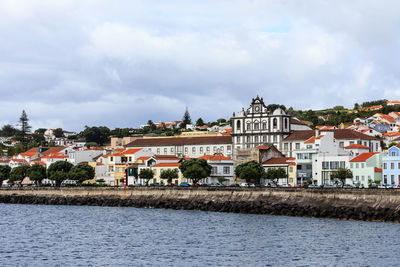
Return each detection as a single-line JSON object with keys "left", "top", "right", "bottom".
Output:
{"left": 1, "top": 187, "right": 400, "bottom": 222}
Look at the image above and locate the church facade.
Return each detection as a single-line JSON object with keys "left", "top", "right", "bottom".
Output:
{"left": 231, "top": 96, "right": 292, "bottom": 154}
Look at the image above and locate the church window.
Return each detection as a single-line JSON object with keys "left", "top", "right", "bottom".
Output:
{"left": 236, "top": 120, "right": 241, "bottom": 131}
{"left": 273, "top": 118, "right": 277, "bottom": 129}
{"left": 247, "top": 123, "right": 251, "bottom": 130}
{"left": 255, "top": 136, "right": 259, "bottom": 143}
{"left": 285, "top": 118, "right": 289, "bottom": 129}
{"left": 273, "top": 135, "right": 277, "bottom": 142}
{"left": 247, "top": 136, "right": 251, "bottom": 143}
{"left": 254, "top": 123, "right": 259, "bottom": 130}
{"left": 262, "top": 122, "right": 267, "bottom": 130}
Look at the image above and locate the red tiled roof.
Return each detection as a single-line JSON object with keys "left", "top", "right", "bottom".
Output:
{"left": 344, "top": 144, "right": 370, "bottom": 149}
{"left": 198, "top": 154, "right": 232, "bottom": 161}
{"left": 305, "top": 136, "right": 316, "bottom": 144}
{"left": 262, "top": 157, "right": 291, "bottom": 165}
{"left": 153, "top": 155, "right": 181, "bottom": 161}
{"left": 256, "top": 144, "right": 273, "bottom": 150}
{"left": 284, "top": 129, "right": 380, "bottom": 141}
{"left": 123, "top": 148, "right": 143, "bottom": 155}
{"left": 152, "top": 162, "right": 181, "bottom": 167}
{"left": 350, "top": 152, "right": 379, "bottom": 162}
{"left": 137, "top": 156, "right": 151, "bottom": 161}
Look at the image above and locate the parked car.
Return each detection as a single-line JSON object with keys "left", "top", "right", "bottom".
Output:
{"left": 308, "top": 184, "right": 320, "bottom": 188}
{"left": 239, "top": 182, "right": 255, "bottom": 187}
{"left": 179, "top": 183, "right": 190, "bottom": 187}
{"left": 323, "top": 184, "right": 336, "bottom": 189}
{"left": 369, "top": 184, "right": 378, "bottom": 188}
{"left": 343, "top": 184, "right": 354, "bottom": 188}
{"left": 228, "top": 183, "right": 240, "bottom": 187}
{"left": 278, "top": 184, "right": 291, "bottom": 188}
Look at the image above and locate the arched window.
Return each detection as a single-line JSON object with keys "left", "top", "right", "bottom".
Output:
{"left": 273, "top": 118, "right": 277, "bottom": 129}
{"left": 236, "top": 120, "right": 241, "bottom": 131}
{"left": 254, "top": 123, "right": 259, "bottom": 130}
{"left": 262, "top": 122, "right": 267, "bottom": 130}
{"left": 247, "top": 123, "right": 251, "bottom": 131}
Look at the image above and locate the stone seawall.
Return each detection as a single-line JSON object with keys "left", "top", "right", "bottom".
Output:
{"left": 1, "top": 187, "right": 400, "bottom": 222}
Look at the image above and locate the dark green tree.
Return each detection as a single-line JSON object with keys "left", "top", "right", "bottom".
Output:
{"left": 267, "top": 104, "right": 286, "bottom": 112}
{"left": 179, "top": 158, "right": 212, "bottom": 185}
{"left": 53, "top": 128, "right": 64, "bottom": 138}
{"left": 82, "top": 126, "right": 110, "bottom": 146}
{"left": 16, "top": 110, "right": 32, "bottom": 149}
{"left": 217, "top": 118, "right": 226, "bottom": 125}
{"left": 9, "top": 165, "right": 30, "bottom": 185}
{"left": 0, "top": 124, "right": 16, "bottom": 137}
{"left": 235, "top": 161, "right": 265, "bottom": 184}
{"left": 264, "top": 167, "right": 287, "bottom": 185}
{"left": 330, "top": 168, "right": 353, "bottom": 186}
{"left": 147, "top": 120, "right": 157, "bottom": 131}
{"left": 28, "top": 164, "right": 47, "bottom": 185}
{"left": 180, "top": 108, "right": 192, "bottom": 129}
{"left": 50, "top": 171, "right": 66, "bottom": 187}
{"left": 34, "top": 128, "right": 47, "bottom": 135}
{"left": 388, "top": 142, "right": 398, "bottom": 148}
{"left": 47, "top": 161, "right": 73, "bottom": 186}
{"left": 139, "top": 168, "right": 154, "bottom": 186}
{"left": 196, "top": 118, "right": 205, "bottom": 126}
{"left": 160, "top": 168, "right": 179, "bottom": 184}
{"left": 0, "top": 165, "right": 11, "bottom": 187}
{"left": 69, "top": 164, "right": 95, "bottom": 184}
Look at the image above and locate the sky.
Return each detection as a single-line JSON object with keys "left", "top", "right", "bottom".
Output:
{"left": 0, "top": 0, "right": 400, "bottom": 131}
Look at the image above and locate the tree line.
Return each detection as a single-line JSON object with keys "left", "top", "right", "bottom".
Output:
{"left": 0, "top": 161, "right": 94, "bottom": 187}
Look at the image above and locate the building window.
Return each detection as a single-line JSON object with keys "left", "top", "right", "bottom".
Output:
{"left": 306, "top": 165, "right": 312, "bottom": 170}
{"left": 273, "top": 135, "right": 277, "bottom": 142}
{"left": 200, "top": 147, "right": 203, "bottom": 154}
{"left": 263, "top": 136, "right": 266, "bottom": 142}
{"left": 262, "top": 123, "right": 267, "bottom": 130}
{"left": 383, "top": 163, "right": 387, "bottom": 169}
{"left": 211, "top": 167, "right": 217, "bottom": 174}
{"left": 236, "top": 136, "right": 240, "bottom": 143}
{"left": 339, "top": 142, "right": 344, "bottom": 148}
{"left": 255, "top": 136, "right": 259, "bottom": 143}
{"left": 391, "top": 163, "right": 395, "bottom": 169}
{"left": 284, "top": 143, "right": 288, "bottom": 151}
{"left": 220, "top": 146, "right": 224, "bottom": 152}
{"left": 254, "top": 123, "right": 259, "bottom": 130}
{"left": 361, "top": 163, "right": 365, "bottom": 168}
{"left": 192, "top": 147, "right": 196, "bottom": 153}
{"left": 398, "top": 162, "right": 400, "bottom": 169}
{"left": 247, "top": 136, "right": 251, "bottom": 143}
{"left": 110, "top": 156, "right": 114, "bottom": 162}
{"left": 227, "top": 145, "right": 231, "bottom": 151}
{"left": 295, "top": 143, "right": 300, "bottom": 149}
{"left": 322, "top": 162, "right": 329, "bottom": 170}
{"left": 340, "top": 161, "right": 345, "bottom": 168}
{"left": 384, "top": 175, "right": 387, "bottom": 184}
{"left": 236, "top": 120, "right": 241, "bottom": 131}
{"left": 273, "top": 118, "right": 277, "bottom": 129}
{"left": 247, "top": 123, "right": 251, "bottom": 131}
{"left": 391, "top": 175, "right": 395, "bottom": 184}
{"left": 330, "top": 162, "right": 339, "bottom": 170}
{"left": 289, "top": 167, "right": 293, "bottom": 172}
{"left": 206, "top": 147, "right": 210, "bottom": 153}
{"left": 349, "top": 141, "right": 354, "bottom": 145}
{"left": 213, "top": 146, "right": 217, "bottom": 152}
{"left": 184, "top": 147, "right": 188, "bottom": 154}
{"left": 391, "top": 151, "right": 396, "bottom": 156}
{"left": 350, "top": 163, "right": 353, "bottom": 168}
{"left": 129, "top": 156, "right": 132, "bottom": 161}
{"left": 223, "top": 167, "right": 230, "bottom": 174}
{"left": 164, "top": 148, "right": 167, "bottom": 154}
{"left": 356, "top": 163, "right": 359, "bottom": 168}
{"left": 285, "top": 118, "right": 289, "bottom": 129}
{"left": 356, "top": 176, "right": 359, "bottom": 181}
{"left": 157, "top": 148, "right": 160, "bottom": 154}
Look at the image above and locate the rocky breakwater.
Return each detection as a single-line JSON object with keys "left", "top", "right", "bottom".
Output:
{"left": 1, "top": 187, "right": 400, "bottom": 222}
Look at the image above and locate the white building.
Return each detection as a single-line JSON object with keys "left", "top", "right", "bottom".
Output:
{"left": 126, "top": 136, "right": 232, "bottom": 159}
{"left": 231, "top": 96, "right": 292, "bottom": 155}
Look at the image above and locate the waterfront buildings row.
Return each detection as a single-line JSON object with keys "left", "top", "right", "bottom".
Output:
{"left": 4, "top": 96, "right": 400, "bottom": 187}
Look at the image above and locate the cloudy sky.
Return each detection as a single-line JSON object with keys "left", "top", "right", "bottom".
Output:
{"left": 0, "top": 0, "right": 399, "bottom": 131}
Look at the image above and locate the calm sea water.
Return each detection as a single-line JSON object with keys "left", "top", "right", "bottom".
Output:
{"left": 0, "top": 204, "right": 399, "bottom": 267}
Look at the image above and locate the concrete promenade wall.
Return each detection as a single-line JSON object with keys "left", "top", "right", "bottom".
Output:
{"left": 1, "top": 187, "right": 400, "bottom": 222}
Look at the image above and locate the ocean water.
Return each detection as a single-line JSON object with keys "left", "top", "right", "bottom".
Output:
{"left": 0, "top": 203, "right": 398, "bottom": 266}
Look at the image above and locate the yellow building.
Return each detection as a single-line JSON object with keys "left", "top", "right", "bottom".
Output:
{"left": 148, "top": 163, "right": 185, "bottom": 185}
